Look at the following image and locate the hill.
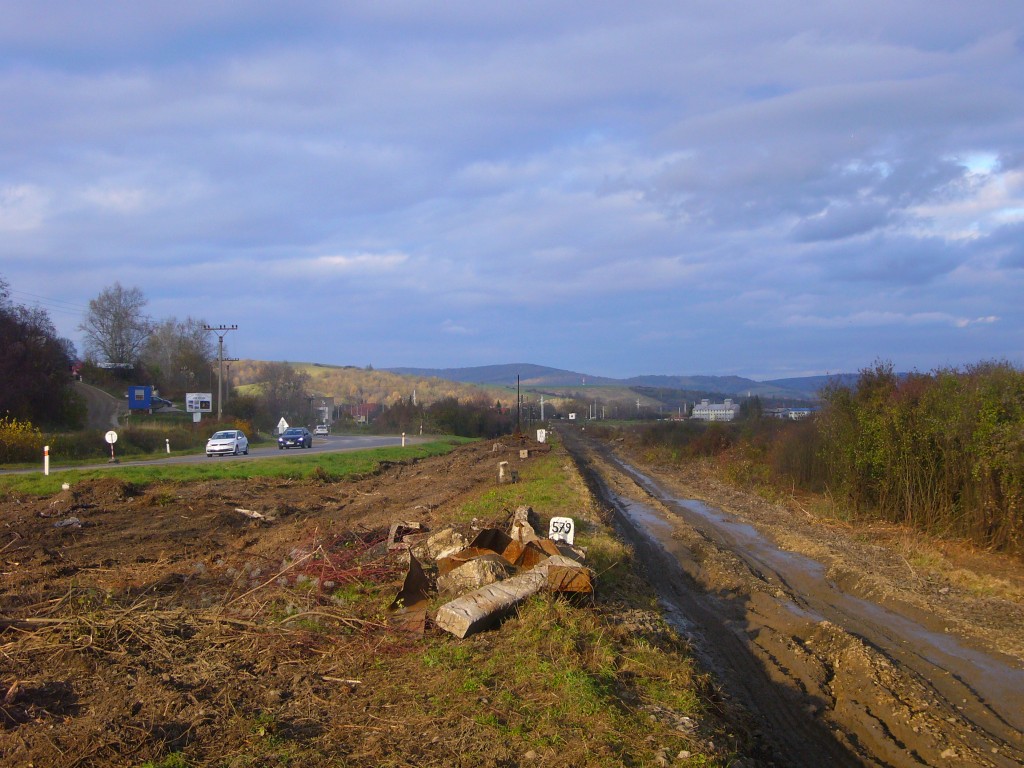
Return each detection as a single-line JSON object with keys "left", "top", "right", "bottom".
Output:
{"left": 386, "top": 364, "right": 846, "bottom": 401}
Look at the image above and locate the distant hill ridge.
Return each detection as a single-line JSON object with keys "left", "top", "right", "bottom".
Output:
{"left": 385, "top": 363, "right": 859, "bottom": 401}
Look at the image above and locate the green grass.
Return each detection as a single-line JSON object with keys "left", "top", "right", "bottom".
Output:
{"left": 0, "top": 438, "right": 471, "bottom": 496}
{"left": 457, "top": 440, "right": 582, "bottom": 524}
{"left": 139, "top": 754, "right": 190, "bottom": 768}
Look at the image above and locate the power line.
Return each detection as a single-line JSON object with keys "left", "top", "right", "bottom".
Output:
{"left": 5, "top": 289, "right": 90, "bottom": 317}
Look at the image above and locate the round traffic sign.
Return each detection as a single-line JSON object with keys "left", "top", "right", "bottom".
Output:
{"left": 104, "top": 430, "right": 118, "bottom": 444}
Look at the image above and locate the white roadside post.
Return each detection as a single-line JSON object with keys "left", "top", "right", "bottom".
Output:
{"left": 402, "top": 432, "right": 406, "bottom": 447}
{"left": 165, "top": 438, "right": 171, "bottom": 454}
{"left": 43, "top": 445, "right": 50, "bottom": 476}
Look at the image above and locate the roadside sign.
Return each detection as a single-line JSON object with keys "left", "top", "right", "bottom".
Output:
{"left": 548, "top": 516, "right": 575, "bottom": 545}
{"left": 277, "top": 417, "right": 289, "bottom": 434}
{"left": 536, "top": 429, "right": 547, "bottom": 443}
{"left": 104, "top": 430, "right": 118, "bottom": 463}
{"left": 127, "top": 386, "right": 152, "bottom": 410}
{"left": 186, "top": 392, "right": 213, "bottom": 413}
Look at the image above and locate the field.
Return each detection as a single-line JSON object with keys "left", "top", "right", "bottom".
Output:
{"left": 0, "top": 436, "right": 747, "bottom": 768}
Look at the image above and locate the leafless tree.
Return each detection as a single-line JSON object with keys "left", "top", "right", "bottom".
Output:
{"left": 143, "top": 317, "right": 215, "bottom": 392}
{"left": 79, "top": 282, "right": 152, "bottom": 365}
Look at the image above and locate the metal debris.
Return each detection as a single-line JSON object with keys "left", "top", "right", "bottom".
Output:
{"left": 387, "top": 554, "right": 431, "bottom": 634}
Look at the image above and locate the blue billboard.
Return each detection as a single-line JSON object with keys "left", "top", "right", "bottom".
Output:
{"left": 127, "top": 385, "right": 153, "bottom": 410}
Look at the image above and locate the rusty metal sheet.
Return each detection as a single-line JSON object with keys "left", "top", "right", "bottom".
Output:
{"left": 546, "top": 564, "right": 593, "bottom": 594}
{"left": 535, "top": 539, "right": 562, "bottom": 558}
{"left": 388, "top": 554, "right": 431, "bottom": 634}
{"left": 469, "top": 528, "right": 512, "bottom": 554}
{"left": 512, "top": 540, "right": 549, "bottom": 570}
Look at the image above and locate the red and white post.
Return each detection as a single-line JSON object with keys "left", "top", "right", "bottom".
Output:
{"left": 44, "top": 445, "right": 50, "bottom": 476}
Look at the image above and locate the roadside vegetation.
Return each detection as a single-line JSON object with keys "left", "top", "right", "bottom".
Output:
{"left": 613, "top": 359, "right": 1024, "bottom": 557}
{"left": 0, "top": 439, "right": 471, "bottom": 497}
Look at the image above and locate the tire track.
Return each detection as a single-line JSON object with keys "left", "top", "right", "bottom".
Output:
{"left": 562, "top": 428, "right": 1024, "bottom": 768}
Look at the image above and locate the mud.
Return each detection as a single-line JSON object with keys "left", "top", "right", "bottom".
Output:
{"left": 561, "top": 428, "right": 1024, "bottom": 768}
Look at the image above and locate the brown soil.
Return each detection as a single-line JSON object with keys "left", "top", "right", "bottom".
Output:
{"left": 562, "top": 429, "right": 1024, "bottom": 768}
{"left": 0, "top": 442, "right": 553, "bottom": 767}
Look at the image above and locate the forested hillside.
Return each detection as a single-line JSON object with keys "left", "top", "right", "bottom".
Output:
{"left": 231, "top": 361, "right": 501, "bottom": 407}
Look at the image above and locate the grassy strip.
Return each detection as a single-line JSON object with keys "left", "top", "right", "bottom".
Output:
{"left": 0, "top": 438, "right": 472, "bottom": 496}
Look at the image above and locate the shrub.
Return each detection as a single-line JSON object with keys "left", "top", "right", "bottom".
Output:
{"left": 0, "top": 416, "right": 45, "bottom": 464}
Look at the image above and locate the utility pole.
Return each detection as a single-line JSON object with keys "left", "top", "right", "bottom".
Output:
{"left": 203, "top": 324, "right": 237, "bottom": 420}
{"left": 516, "top": 375, "right": 521, "bottom": 436}
{"left": 540, "top": 395, "right": 545, "bottom": 421}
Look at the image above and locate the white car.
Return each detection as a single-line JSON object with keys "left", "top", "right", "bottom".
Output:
{"left": 314, "top": 424, "right": 329, "bottom": 436}
{"left": 206, "top": 430, "right": 249, "bottom": 457}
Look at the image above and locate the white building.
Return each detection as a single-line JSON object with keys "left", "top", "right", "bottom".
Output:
{"left": 691, "top": 398, "right": 740, "bottom": 421}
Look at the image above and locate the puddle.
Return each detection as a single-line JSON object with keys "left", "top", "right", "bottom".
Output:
{"left": 606, "top": 452, "right": 1024, "bottom": 735}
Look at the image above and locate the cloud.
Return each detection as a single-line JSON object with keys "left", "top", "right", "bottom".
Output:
{"left": 2, "top": 2, "right": 1024, "bottom": 377}
{"left": 780, "top": 310, "right": 996, "bottom": 329}
{"left": 0, "top": 184, "right": 49, "bottom": 231}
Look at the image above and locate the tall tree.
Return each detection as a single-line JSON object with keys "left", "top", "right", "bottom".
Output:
{"left": 143, "top": 317, "right": 215, "bottom": 394}
{"left": 256, "top": 362, "right": 311, "bottom": 425}
{"left": 0, "top": 276, "right": 83, "bottom": 427}
{"left": 79, "top": 282, "right": 152, "bottom": 365}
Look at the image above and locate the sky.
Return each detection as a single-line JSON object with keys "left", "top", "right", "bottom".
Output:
{"left": 1, "top": 2, "right": 1023, "bottom": 381}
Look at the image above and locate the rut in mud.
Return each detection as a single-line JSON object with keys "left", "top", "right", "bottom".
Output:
{"left": 561, "top": 428, "right": 1024, "bottom": 768}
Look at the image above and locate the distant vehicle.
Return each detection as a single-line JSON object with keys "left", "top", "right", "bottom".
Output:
{"left": 313, "top": 424, "right": 329, "bottom": 436}
{"left": 278, "top": 427, "right": 313, "bottom": 449}
{"left": 206, "top": 430, "right": 249, "bottom": 457}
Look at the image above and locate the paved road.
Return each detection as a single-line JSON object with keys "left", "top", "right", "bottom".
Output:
{"left": 2, "top": 434, "right": 420, "bottom": 475}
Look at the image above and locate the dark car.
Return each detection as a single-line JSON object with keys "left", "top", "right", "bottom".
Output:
{"left": 278, "top": 427, "right": 312, "bottom": 449}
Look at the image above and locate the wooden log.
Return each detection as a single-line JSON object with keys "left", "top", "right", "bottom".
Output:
{"left": 434, "top": 556, "right": 594, "bottom": 638}
{"left": 434, "top": 570, "right": 548, "bottom": 639}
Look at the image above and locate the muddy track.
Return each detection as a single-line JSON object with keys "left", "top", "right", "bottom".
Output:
{"left": 561, "top": 429, "right": 1024, "bottom": 768}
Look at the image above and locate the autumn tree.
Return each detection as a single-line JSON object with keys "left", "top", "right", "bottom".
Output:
{"left": 0, "top": 276, "right": 84, "bottom": 427}
{"left": 254, "top": 362, "right": 311, "bottom": 426}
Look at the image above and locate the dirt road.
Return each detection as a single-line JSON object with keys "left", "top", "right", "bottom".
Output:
{"left": 561, "top": 428, "right": 1024, "bottom": 768}
{"left": 74, "top": 381, "right": 126, "bottom": 429}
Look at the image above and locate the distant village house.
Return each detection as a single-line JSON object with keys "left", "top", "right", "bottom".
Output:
{"left": 690, "top": 398, "right": 740, "bottom": 421}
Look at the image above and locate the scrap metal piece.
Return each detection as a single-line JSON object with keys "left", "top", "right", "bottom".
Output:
{"left": 388, "top": 554, "right": 431, "bottom": 634}
{"left": 543, "top": 554, "right": 593, "bottom": 595}
{"left": 512, "top": 540, "right": 550, "bottom": 570}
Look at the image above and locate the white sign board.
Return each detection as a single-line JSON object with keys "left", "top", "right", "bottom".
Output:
{"left": 277, "top": 417, "right": 289, "bottom": 434}
{"left": 548, "top": 516, "right": 575, "bottom": 545}
{"left": 536, "top": 429, "right": 547, "bottom": 443}
{"left": 186, "top": 392, "right": 213, "bottom": 413}
{"left": 104, "top": 430, "right": 118, "bottom": 445}
{"left": 568, "top": 413, "right": 577, "bottom": 420}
